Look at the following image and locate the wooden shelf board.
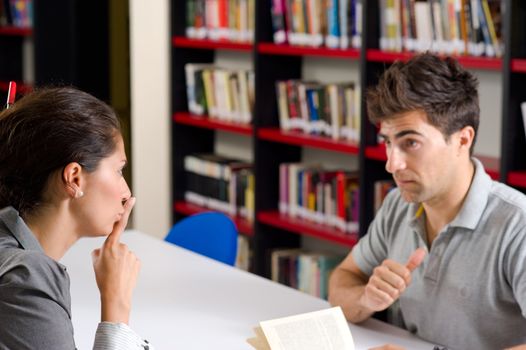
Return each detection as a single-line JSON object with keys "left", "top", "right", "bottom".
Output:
{"left": 173, "top": 112, "right": 253, "bottom": 135}
{"left": 0, "top": 26, "right": 32, "bottom": 36}
{"left": 258, "top": 210, "right": 358, "bottom": 248}
{"left": 172, "top": 36, "right": 253, "bottom": 52}
{"left": 258, "top": 42, "right": 360, "bottom": 59}
{"left": 174, "top": 201, "right": 253, "bottom": 236}
{"left": 0, "top": 80, "right": 33, "bottom": 93}
{"left": 507, "top": 171, "right": 526, "bottom": 188}
{"left": 258, "top": 128, "right": 359, "bottom": 154}
{"left": 511, "top": 59, "right": 526, "bottom": 73}
{"left": 366, "top": 49, "right": 502, "bottom": 71}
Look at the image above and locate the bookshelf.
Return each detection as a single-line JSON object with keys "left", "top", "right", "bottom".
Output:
{"left": 170, "top": 1, "right": 255, "bottom": 265}
{"left": 171, "top": 0, "right": 526, "bottom": 279}
{"left": 0, "top": 1, "right": 112, "bottom": 101}
{"left": 0, "top": 21, "right": 32, "bottom": 94}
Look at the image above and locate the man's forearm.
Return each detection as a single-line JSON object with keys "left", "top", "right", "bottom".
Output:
{"left": 328, "top": 268, "right": 375, "bottom": 323}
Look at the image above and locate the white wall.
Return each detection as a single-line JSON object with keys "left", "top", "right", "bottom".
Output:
{"left": 129, "top": 0, "right": 171, "bottom": 238}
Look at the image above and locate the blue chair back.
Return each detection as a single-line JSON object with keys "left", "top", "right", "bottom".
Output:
{"left": 165, "top": 212, "right": 238, "bottom": 266}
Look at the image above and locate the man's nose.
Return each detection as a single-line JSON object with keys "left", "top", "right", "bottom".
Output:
{"left": 385, "top": 147, "right": 406, "bottom": 174}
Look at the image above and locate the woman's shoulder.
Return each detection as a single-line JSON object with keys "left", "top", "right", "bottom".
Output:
{"left": 0, "top": 245, "right": 69, "bottom": 298}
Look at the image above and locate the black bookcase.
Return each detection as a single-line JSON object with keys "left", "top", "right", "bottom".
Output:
{"left": 0, "top": 1, "right": 110, "bottom": 102}
{"left": 171, "top": 0, "right": 526, "bottom": 278}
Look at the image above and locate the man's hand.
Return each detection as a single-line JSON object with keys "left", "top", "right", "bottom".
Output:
{"left": 360, "top": 247, "right": 427, "bottom": 312}
{"left": 92, "top": 197, "right": 140, "bottom": 324}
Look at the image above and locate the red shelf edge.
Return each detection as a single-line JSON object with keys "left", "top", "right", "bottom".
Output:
{"left": 172, "top": 36, "right": 253, "bottom": 51}
{"left": 173, "top": 112, "right": 253, "bottom": 135}
{"left": 258, "top": 42, "right": 360, "bottom": 59}
{"left": 511, "top": 59, "right": 526, "bottom": 73}
{"left": 367, "top": 49, "right": 502, "bottom": 70}
{"left": 508, "top": 171, "right": 526, "bottom": 189}
{"left": 258, "top": 128, "right": 360, "bottom": 155}
{"left": 257, "top": 211, "right": 358, "bottom": 248}
{"left": 365, "top": 145, "right": 387, "bottom": 161}
{"left": 174, "top": 201, "right": 253, "bottom": 236}
{"left": 0, "top": 26, "right": 32, "bottom": 36}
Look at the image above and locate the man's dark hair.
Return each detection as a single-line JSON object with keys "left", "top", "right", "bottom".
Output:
{"left": 367, "top": 52, "right": 480, "bottom": 153}
{"left": 0, "top": 87, "right": 121, "bottom": 218}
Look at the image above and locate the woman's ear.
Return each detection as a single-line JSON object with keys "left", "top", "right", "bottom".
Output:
{"left": 62, "top": 162, "right": 84, "bottom": 198}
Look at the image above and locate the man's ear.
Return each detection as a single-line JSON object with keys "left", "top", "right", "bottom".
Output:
{"left": 458, "top": 126, "right": 475, "bottom": 153}
{"left": 62, "top": 162, "right": 84, "bottom": 198}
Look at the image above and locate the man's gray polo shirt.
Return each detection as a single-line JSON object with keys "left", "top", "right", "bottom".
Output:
{"left": 352, "top": 158, "right": 526, "bottom": 349}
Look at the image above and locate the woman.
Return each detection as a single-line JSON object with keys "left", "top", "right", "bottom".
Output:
{"left": 0, "top": 87, "right": 153, "bottom": 349}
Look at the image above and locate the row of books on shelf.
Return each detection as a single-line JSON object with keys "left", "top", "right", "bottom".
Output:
{"left": 276, "top": 79, "right": 361, "bottom": 143}
{"left": 0, "top": 0, "right": 32, "bottom": 28}
{"left": 185, "top": 63, "right": 255, "bottom": 124}
{"left": 271, "top": 0, "right": 362, "bottom": 49}
{"left": 185, "top": 0, "right": 255, "bottom": 42}
{"left": 379, "top": 0, "right": 503, "bottom": 57}
{"left": 271, "top": 248, "right": 344, "bottom": 299}
{"left": 279, "top": 163, "right": 360, "bottom": 233}
{"left": 184, "top": 153, "right": 255, "bottom": 221}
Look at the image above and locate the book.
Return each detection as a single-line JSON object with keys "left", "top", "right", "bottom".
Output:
{"left": 247, "top": 307, "right": 355, "bottom": 350}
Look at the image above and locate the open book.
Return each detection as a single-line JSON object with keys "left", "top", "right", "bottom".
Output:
{"left": 247, "top": 307, "right": 355, "bottom": 350}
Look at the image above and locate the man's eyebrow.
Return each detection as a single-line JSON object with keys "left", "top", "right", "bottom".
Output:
{"left": 378, "top": 130, "right": 424, "bottom": 141}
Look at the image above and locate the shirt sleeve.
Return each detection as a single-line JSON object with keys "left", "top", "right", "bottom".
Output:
{"left": 0, "top": 252, "right": 76, "bottom": 350}
{"left": 503, "top": 225, "right": 526, "bottom": 319}
{"left": 93, "top": 322, "right": 155, "bottom": 350}
{"left": 351, "top": 189, "right": 397, "bottom": 276}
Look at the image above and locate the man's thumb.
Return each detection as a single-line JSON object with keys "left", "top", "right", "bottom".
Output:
{"left": 405, "top": 247, "right": 427, "bottom": 272}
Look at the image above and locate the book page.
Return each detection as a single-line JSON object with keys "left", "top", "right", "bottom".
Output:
{"left": 260, "top": 307, "right": 355, "bottom": 350}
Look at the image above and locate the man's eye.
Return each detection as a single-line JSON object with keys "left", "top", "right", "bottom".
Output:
{"left": 404, "top": 139, "right": 418, "bottom": 148}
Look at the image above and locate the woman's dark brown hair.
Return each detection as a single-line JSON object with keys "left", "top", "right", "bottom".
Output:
{"left": 367, "top": 52, "right": 480, "bottom": 153}
{"left": 0, "top": 87, "right": 121, "bottom": 218}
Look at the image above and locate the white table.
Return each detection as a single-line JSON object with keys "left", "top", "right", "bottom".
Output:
{"left": 62, "top": 230, "right": 435, "bottom": 349}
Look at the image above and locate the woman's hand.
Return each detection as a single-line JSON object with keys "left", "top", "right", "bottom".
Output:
{"left": 91, "top": 197, "right": 140, "bottom": 324}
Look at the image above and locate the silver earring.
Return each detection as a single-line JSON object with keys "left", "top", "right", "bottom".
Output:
{"left": 76, "top": 190, "right": 84, "bottom": 198}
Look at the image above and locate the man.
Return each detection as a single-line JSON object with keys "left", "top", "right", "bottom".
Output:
{"left": 328, "top": 53, "right": 526, "bottom": 349}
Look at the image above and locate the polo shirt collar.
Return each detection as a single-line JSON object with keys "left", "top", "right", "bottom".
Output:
{"left": 0, "top": 206, "right": 44, "bottom": 252}
{"left": 408, "top": 157, "right": 491, "bottom": 231}
{"left": 449, "top": 158, "right": 491, "bottom": 230}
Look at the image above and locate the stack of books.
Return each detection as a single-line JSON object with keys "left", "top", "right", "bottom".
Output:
{"left": 279, "top": 163, "right": 360, "bottom": 233}
{"left": 0, "top": 0, "right": 33, "bottom": 28}
{"left": 186, "top": 63, "right": 255, "bottom": 125}
{"left": 276, "top": 79, "right": 360, "bottom": 143}
{"left": 270, "top": 0, "right": 362, "bottom": 49}
{"left": 271, "top": 248, "right": 345, "bottom": 299}
{"left": 185, "top": 0, "right": 255, "bottom": 42}
{"left": 378, "top": 0, "right": 503, "bottom": 57}
{"left": 184, "top": 153, "right": 255, "bottom": 220}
